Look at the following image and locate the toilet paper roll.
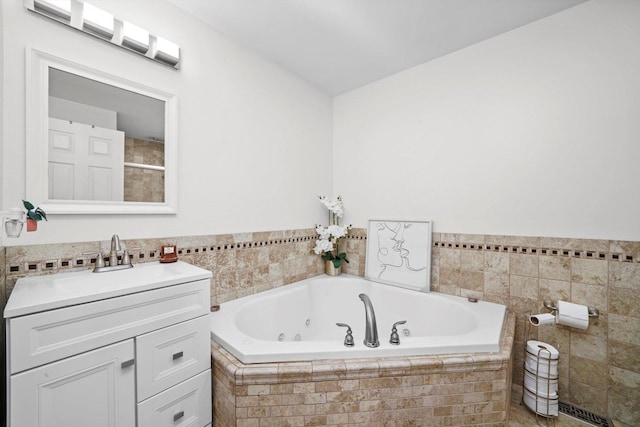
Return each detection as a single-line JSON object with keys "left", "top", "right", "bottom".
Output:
{"left": 556, "top": 301, "right": 589, "bottom": 330}
{"left": 526, "top": 340, "right": 559, "bottom": 359}
{"left": 529, "top": 313, "right": 556, "bottom": 326}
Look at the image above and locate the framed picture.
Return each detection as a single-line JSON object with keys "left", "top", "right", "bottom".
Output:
{"left": 365, "top": 219, "right": 432, "bottom": 292}
{"left": 160, "top": 244, "right": 178, "bottom": 263}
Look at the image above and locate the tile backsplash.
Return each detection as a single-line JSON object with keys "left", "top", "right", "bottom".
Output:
{"left": 1, "top": 229, "right": 638, "bottom": 425}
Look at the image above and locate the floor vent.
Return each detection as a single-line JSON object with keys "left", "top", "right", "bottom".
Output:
{"left": 559, "top": 401, "right": 613, "bottom": 427}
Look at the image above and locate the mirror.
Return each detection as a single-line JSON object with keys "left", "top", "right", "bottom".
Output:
{"left": 26, "top": 48, "right": 177, "bottom": 214}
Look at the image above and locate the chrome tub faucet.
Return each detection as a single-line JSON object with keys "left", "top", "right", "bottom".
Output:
{"left": 358, "top": 293, "right": 379, "bottom": 348}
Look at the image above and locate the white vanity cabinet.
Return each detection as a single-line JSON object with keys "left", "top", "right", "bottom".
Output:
{"left": 4, "top": 261, "right": 213, "bottom": 427}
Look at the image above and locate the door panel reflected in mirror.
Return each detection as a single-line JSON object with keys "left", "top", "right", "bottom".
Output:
{"left": 48, "top": 68, "right": 165, "bottom": 203}
{"left": 27, "top": 48, "right": 177, "bottom": 214}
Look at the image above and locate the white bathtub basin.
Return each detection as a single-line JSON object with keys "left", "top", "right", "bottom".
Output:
{"left": 210, "top": 274, "right": 506, "bottom": 363}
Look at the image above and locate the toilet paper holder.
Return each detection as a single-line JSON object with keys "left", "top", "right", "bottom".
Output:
{"left": 543, "top": 300, "right": 599, "bottom": 318}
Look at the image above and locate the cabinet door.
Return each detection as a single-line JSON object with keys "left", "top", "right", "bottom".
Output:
{"left": 10, "top": 339, "right": 135, "bottom": 427}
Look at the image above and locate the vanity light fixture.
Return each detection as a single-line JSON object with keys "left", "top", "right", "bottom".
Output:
{"left": 81, "top": 2, "right": 113, "bottom": 39}
{"left": 122, "top": 21, "right": 149, "bottom": 54}
{"left": 33, "top": 0, "right": 71, "bottom": 22}
{"left": 155, "top": 36, "right": 180, "bottom": 67}
{"left": 24, "top": 0, "right": 181, "bottom": 69}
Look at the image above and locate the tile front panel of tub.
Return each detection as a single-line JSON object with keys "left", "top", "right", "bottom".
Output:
{"left": 212, "top": 311, "right": 515, "bottom": 426}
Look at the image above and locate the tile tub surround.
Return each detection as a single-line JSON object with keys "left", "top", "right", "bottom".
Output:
{"left": 212, "top": 311, "right": 515, "bottom": 427}
{"left": 2, "top": 230, "right": 640, "bottom": 425}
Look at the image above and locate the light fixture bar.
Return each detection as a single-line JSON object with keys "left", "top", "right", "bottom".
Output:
{"left": 24, "top": 0, "right": 181, "bottom": 69}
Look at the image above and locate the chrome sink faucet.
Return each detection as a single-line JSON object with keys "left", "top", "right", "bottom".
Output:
{"left": 358, "top": 293, "right": 379, "bottom": 348}
{"left": 83, "top": 234, "right": 136, "bottom": 273}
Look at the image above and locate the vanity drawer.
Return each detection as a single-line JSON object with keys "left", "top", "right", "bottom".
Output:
{"left": 138, "top": 369, "right": 212, "bottom": 427}
{"left": 8, "top": 279, "right": 210, "bottom": 374}
{"left": 136, "top": 315, "right": 211, "bottom": 401}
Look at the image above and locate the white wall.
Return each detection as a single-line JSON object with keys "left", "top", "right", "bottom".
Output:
{"left": 1, "top": 0, "right": 333, "bottom": 245}
{"left": 334, "top": 0, "right": 640, "bottom": 241}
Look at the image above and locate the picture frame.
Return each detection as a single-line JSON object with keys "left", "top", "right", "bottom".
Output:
{"left": 160, "top": 244, "right": 178, "bottom": 263}
{"left": 365, "top": 219, "right": 432, "bottom": 292}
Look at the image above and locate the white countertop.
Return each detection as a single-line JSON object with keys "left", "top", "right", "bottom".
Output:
{"left": 4, "top": 261, "right": 212, "bottom": 318}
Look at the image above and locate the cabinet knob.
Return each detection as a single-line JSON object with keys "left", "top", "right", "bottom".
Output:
{"left": 172, "top": 351, "right": 184, "bottom": 360}
{"left": 120, "top": 359, "right": 135, "bottom": 369}
{"left": 173, "top": 410, "right": 184, "bottom": 421}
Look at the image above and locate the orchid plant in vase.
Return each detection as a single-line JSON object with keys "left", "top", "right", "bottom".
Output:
{"left": 313, "top": 196, "right": 351, "bottom": 273}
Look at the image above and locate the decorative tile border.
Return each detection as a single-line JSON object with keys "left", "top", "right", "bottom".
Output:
{"left": 7, "top": 231, "right": 640, "bottom": 277}
{"left": 433, "top": 239, "right": 638, "bottom": 263}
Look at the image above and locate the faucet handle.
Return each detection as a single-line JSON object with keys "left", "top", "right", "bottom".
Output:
{"left": 82, "top": 252, "right": 106, "bottom": 270}
{"left": 336, "top": 323, "right": 354, "bottom": 347}
{"left": 389, "top": 320, "right": 407, "bottom": 345}
{"left": 121, "top": 248, "right": 141, "bottom": 266}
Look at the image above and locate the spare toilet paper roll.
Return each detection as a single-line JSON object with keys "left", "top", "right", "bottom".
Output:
{"left": 529, "top": 313, "right": 556, "bottom": 326}
{"left": 526, "top": 340, "right": 559, "bottom": 360}
{"left": 556, "top": 301, "right": 589, "bottom": 330}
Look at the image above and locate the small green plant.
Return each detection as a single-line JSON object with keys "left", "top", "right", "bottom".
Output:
{"left": 22, "top": 200, "right": 47, "bottom": 221}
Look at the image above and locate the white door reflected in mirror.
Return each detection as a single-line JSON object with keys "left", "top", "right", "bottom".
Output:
{"left": 49, "top": 118, "right": 125, "bottom": 201}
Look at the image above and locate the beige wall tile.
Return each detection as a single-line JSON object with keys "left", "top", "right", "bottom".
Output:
{"left": 570, "top": 282, "right": 608, "bottom": 312}
{"left": 569, "top": 355, "right": 607, "bottom": 389}
{"left": 610, "top": 287, "right": 640, "bottom": 318}
{"left": 609, "top": 391, "right": 640, "bottom": 427}
{"left": 460, "top": 250, "right": 484, "bottom": 272}
{"left": 608, "top": 340, "right": 640, "bottom": 373}
{"left": 439, "top": 248, "right": 461, "bottom": 270}
{"left": 609, "top": 313, "right": 640, "bottom": 346}
{"left": 460, "top": 271, "right": 484, "bottom": 292}
{"left": 609, "top": 262, "right": 640, "bottom": 290}
{"left": 510, "top": 275, "right": 539, "bottom": 300}
{"left": 539, "top": 256, "right": 571, "bottom": 281}
{"left": 570, "top": 333, "right": 607, "bottom": 363}
{"left": 509, "top": 254, "right": 538, "bottom": 278}
{"left": 438, "top": 268, "right": 461, "bottom": 288}
{"left": 571, "top": 258, "right": 608, "bottom": 286}
{"left": 484, "top": 272, "right": 509, "bottom": 297}
{"left": 609, "top": 366, "right": 640, "bottom": 398}
{"left": 539, "top": 278, "right": 570, "bottom": 303}
{"left": 484, "top": 252, "right": 509, "bottom": 274}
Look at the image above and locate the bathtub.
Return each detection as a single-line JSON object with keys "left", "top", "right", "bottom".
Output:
{"left": 210, "top": 274, "right": 506, "bottom": 363}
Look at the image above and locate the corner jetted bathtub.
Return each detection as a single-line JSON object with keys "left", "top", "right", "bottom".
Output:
{"left": 210, "top": 274, "right": 506, "bottom": 363}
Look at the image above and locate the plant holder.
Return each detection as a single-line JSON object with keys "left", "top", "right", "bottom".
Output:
{"left": 26, "top": 218, "right": 38, "bottom": 232}
{"left": 325, "top": 260, "right": 341, "bottom": 276}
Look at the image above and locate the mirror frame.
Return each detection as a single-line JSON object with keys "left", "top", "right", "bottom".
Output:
{"left": 26, "top": 47, "right": 178, "bottom": 214}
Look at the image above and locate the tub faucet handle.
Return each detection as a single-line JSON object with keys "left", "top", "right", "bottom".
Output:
{"left": 336, "top": 323, "right": 354, "bottom": 347}
{"left": 389, "top": 320, "right": 407, "bottom": 345}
